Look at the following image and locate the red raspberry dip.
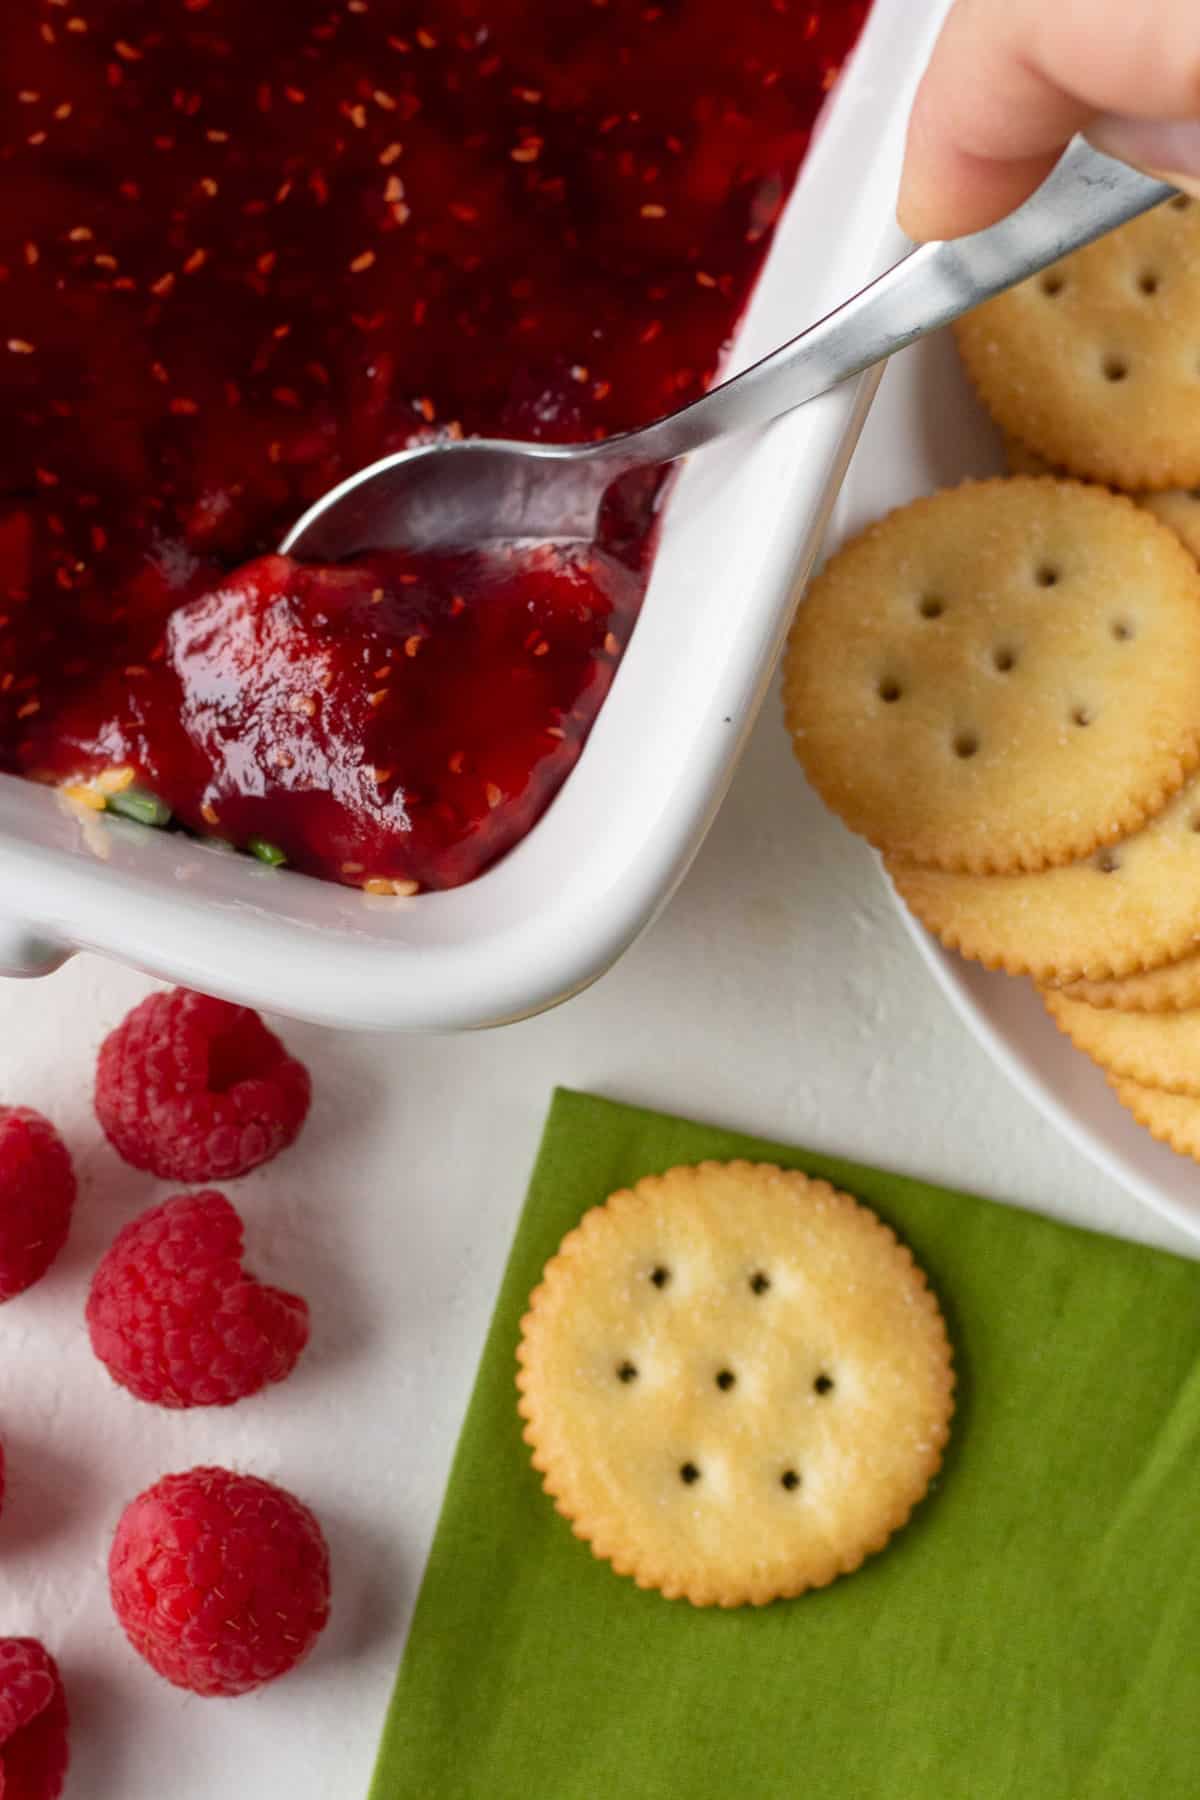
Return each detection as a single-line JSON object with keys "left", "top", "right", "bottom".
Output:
{"left": 1, "top": 1, "right": 868, "bottom": 890}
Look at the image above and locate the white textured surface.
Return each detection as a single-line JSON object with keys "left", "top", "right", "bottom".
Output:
{"left": 0, "top": 687, "right": 1195, "bottom": 1798}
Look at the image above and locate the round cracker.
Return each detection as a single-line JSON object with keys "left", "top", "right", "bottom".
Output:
{"left": 888, "top": 770, "right": 1200, "bottom": 982}
{"left": 516, "top": 1161, "right": 953, "bottom": 1608}
{"left": 956, "top": 194, "right": 1200, "bottom": 490}
{"left": 1059, "top": 949, "right": 1200, "bottom": 1013}
{"left": 1110, "top": 1077, "right": 1200, "bottom": 1162}
{"left": 784, "top": 477, "right": 1200, "bottom": 874}
{"left": 1004, "top": 436, "right": 1200, "bottom": 564}
{"left": 1042, "top": 988, "right": 1200, "bottom": 1095}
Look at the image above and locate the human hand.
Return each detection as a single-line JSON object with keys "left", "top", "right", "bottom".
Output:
{"left": 899, "top": 0, "right": 1200, "bottom": 240}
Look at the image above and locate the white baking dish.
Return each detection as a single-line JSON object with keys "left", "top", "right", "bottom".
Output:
{"left": 0, "top": 0, "right": 946, "bottom": 1030}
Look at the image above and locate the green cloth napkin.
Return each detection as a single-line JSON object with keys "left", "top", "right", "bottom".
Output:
{"left": 369, "top": 1088, "right": 1200, "bottom": 1800}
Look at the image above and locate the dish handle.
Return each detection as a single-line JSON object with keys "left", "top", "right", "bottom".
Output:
{"left": 0, "top": 914, "right": 70, "bottom": 979}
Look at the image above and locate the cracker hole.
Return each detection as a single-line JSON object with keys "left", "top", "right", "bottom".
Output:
{"left": 1040, "top": 271, "right": 1065, "bottom": 297}
{"left": 953, "top": 731, "right": 979, "bottom": 760}
{"left": 715, "top": 1369, "right": 736, "bottom": 1391}
{"left": 877, "top": 677, "right": 902, "bottom": 703}
{"left": 1137, "top": 270, "right": 1161, "bottom": 296}
{"left": 1035, "top": 562, "right": 1060, "bottom": 588}
{"left": 1192, "top": 814, "right": 1200, "bottom": 834}
{"left": 749, "top": 1271, "right": 770, "bottom": 1295}
{"left": 617, "top": 1361, "right": 638, "bottom": 1383}
{"left": 679, "top": 1461, "right": 700, "bottom": 1485}
{"left": 1102, "top": 353, "right": 1129, "bottom": 383}
{"left": 1071, "top": 705, "right": 1093, "bottom": 728}
{"left": 1094, "top": 848, "right": 1121, "bottom": 873}
{"left": 1171, "top": 194, "right": 1192, "bottom": 212}
{"left": 814, "top": 1373, "right": 834, "bottom": 1395}
{"left": 780, "top": 1469, "right": 801, "bottom": 1492}
{"left": 917, "top": 594, "right": 945, "bottom": 620}
{"left": 1111, "top": 617, "right": 1135, "bottom": 642}
{"left": 992, "top": 646, "right": 1017, "bottom": 673}
{"left": 650, "top": 1265, "right": 670, "bottom": 1289}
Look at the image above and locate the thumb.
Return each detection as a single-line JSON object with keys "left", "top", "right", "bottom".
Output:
{"left": 1087, "top": 118, "right": 1200, "bottom": 199}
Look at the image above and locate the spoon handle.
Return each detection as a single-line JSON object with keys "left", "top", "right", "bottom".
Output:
{"left": 618, "top": 140, "right": 1174, "bottom": 467}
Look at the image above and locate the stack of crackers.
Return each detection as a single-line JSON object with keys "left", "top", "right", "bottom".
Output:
{"left": 784, "top": 195, "right": 1200, "bottom": 1164}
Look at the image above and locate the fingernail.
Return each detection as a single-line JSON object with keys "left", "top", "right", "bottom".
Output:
{"left": 1087, "top": 116, "right": 1200, "bottom": 193}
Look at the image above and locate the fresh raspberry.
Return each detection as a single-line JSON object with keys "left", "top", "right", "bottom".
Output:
{"left": 0, "top": 1109, "right": 75, "bottom": 1302}
{"left": 87, "top": 1191, "right": 309, "bottom": 1408}
{"left": 94, "top": 988, "right": 310, "bottom": 1182}
{"left": 110, "top": 1468, "right": 331, "bottom": 1697}
{"left": 0, "top": 1638, "right": 69, "bottom": 1800}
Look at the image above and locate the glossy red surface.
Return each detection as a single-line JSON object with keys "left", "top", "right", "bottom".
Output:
{"left": 2, "top": 0, "right": 868, "bottom": 887}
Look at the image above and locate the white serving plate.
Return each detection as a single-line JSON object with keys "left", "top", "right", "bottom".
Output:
{"left": 830, "top": 325, "right": 1200, "bottom": 1243}
{"left": 0, "top": 0, "right": 946, "bottom": 1031}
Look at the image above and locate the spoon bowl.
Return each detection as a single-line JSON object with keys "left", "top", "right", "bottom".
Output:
{"left": 283, "top": 437, "right": 631, "bottom": 559}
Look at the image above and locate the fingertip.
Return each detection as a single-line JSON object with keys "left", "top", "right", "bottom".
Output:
{"left": 898, "top": 144, "right": 1062, "bottom": 243}
{"left": 895, "top": 0, "right": 1091, "bottom": 241}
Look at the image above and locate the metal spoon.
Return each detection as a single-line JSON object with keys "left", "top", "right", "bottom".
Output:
{"left": 282, "top": 141, "right": 1172, "bottom": 562}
